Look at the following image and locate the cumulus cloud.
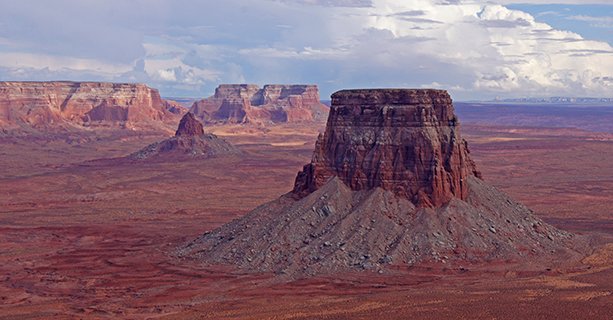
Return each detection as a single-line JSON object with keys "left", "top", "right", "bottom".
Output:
{"left": 279, "top": 0, "right": 372, "bottom": 6}
{"left": 0, "top": 52, "right": 132, "bottom": 75}
{"left": 0, "top": 0, "right": 610, "bottom": 99}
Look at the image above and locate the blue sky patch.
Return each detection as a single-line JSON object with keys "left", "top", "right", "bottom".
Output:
{"left": 509, "top": 4, "right": 612, "bottom": 45}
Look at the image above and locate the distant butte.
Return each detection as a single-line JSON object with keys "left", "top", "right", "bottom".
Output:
{"left": 131, "top": 112, "right": 239, "bottom": 160}
{"left": 181, "top": 88, "right": 588, "bottom": 277}
{"left": 190, "top": 84, "right": 329, "bottom": 124}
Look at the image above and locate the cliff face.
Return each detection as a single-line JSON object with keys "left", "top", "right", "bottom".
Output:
{"left": 190, "top": 84, "right": 328, "bottom": 124}
{"left": 0, "top": 81, "right": 184, "bottom": 130}
{"left": 292, "top": 89, "right": 481, "bottom": 208}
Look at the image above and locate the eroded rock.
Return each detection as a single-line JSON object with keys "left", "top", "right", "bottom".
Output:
{"left": 0, "top": 81, "right": 184, "bottom": 130}
{"left": 293, "top": 89, "right": 481, "bottom": 207}
{"left": 190, "top": 84, "right": 329, "bottom": 124}
{"left": 131, "top": 112, "right": 239, "bottom": 159}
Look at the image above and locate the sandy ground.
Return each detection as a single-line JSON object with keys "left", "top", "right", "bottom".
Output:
{"left": 0, "top": 121, "right": 612, "bottom": 319}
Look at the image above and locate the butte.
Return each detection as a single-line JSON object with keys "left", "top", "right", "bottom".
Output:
{"left": 180, "top": 89, "right": 588, "bottom": 276}
{"left": 131, "top": 112, "right": 240, "bottom": 160}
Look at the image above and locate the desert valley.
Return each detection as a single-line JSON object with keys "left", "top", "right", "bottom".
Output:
{"left": 0, "top": 81, "right": 611, "bottom": 319}
{"left": 3, "top": 0, "right": 613, "bottom": 318}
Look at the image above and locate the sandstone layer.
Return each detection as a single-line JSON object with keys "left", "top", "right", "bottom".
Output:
{"left": 131, "top": 112, "right": 239, "bottom": 160}
{"left": 293, "top": 89, "right": 481, "bottom": 207}
{"left": 0, "top": 81, "right": 185, "bottom": 131}
{"left": 181, "top": 89, "right": 588, "bottom": 276}
{"left": 190, "top": 84, "right": 329, "bottom": 124}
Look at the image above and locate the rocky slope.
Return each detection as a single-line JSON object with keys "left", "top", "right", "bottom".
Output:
{"left": 131, "top": 112, "right": 239, "bottom": 159}
{"left": 180, "top": 88, "right": 588, "bottom": 277}
{"left": 190, "top": 84, "right": 329, "bottom": 124}
{"left": 0, "top": 81, "right": 185, "bottom": 131}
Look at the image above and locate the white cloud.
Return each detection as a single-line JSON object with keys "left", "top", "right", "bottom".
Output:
{"left": 143, "top": 44, "right": 223, "bottom": 85}
{"left": 0, "top": 52, "right": 132, "bottom": 75}
{"left": 568, "top": 15, "right": 613, "bottom": 28}
{"left": 155, "top": 69, "right": 177, "bottom": 82}
{"left": 492, "top": 1, "right": 613, "bottom": 4}
{"left": 238, "top": 46, "right": 348, "bottom": 60}
{"left": 279, "top": 0, "right": 372, "bottom": 6}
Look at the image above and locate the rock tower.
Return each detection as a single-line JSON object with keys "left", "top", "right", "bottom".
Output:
{"left": 293, "top": 89, "right": 480, "bottom": 207}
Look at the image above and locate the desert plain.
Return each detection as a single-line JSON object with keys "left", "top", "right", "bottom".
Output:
{"left": 0, "top": 104, "right": 612, "bottom": 319}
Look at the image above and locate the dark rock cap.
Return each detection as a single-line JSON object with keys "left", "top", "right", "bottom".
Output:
{"left": 175, "top": 112, "right": 204, "bottom": 136}
{"left": 331, "top": 88, "right": 451, "bottom": 106}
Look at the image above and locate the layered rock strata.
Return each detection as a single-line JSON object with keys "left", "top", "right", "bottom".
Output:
{"left": 0, "top": 81, "right": 184, "bottom": 130}
{"left": 293, "top": 89, "right": 481, "bottom": 208}
{"left": 190, "top": 84, "right": 329, "bottom": 124}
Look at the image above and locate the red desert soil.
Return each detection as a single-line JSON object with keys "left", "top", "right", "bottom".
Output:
{"left": 0, "top": 122, "right": 612, "bottom": 319}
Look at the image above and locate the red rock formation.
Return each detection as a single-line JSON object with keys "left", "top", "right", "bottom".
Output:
{"left": 131, "top": 112, "right": 239, "bottom": 160}
{"left": 181, "top": 88, "right": 587, "bottom": 277}
{"left": 190, "top": 84, "right": 328, "bottom": 124}
{"left": 293, "top": 89, "right": 481, "bottom": 207}
{"left": 0, "top": 81, "right": 184, "bottom": 130}
{"left": 175, "top": 113, "right": 204, "bottom": 136}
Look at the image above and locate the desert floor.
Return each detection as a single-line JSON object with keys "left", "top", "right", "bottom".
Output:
{"left": 1, "top": 109, "right": 612, "bottom": 319}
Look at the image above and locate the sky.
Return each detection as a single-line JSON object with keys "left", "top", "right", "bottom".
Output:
{"left": 0, "top": 0, "right": 611, "bottom": 101}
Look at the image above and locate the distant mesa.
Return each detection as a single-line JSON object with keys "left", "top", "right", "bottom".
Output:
{"left": 164, "top": 100, "right": 188, "bottom": 116}
{"left": 0, "top": 81, "right": 186, "bottom": 132}
{"left": 131, "top": 112, "right": 240, "bottom": 160}
{"left": 163, "top": 97, "right": 198, "bottom": 109}
{"left": 493, "top": 96, "right": 613, "bottom": 104}
{"left": 190, "top": 84, "right": 329, "bottom": 124}
{"left": 181, "top": 88, "right": 588, "bottom": 277}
